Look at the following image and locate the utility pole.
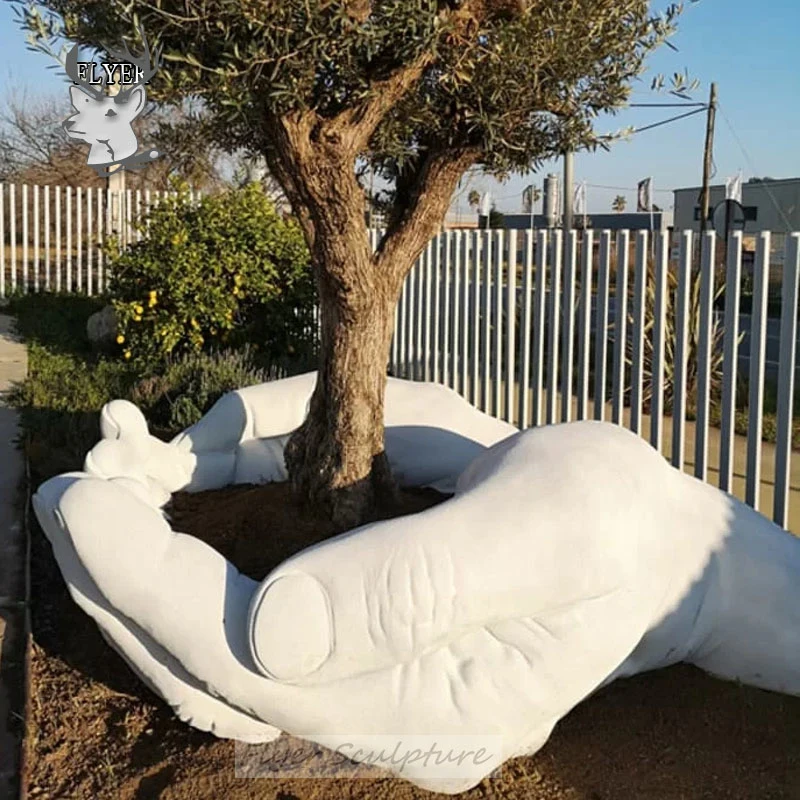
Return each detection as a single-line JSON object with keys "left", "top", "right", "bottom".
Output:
{"left": 699, "top": 82, "right": 717, "bottom": 231}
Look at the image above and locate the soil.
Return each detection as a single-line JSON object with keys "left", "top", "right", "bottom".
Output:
{"left": 27, "top": 482, "right": 800, "bottom": 800}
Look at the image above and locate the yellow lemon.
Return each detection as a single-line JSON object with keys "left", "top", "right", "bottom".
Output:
{"left": 134, "top": 315, "right": 142, "bottom": 322}
{"left": 134, "top": 305, "right": 144, "bottom": 314}
{"left": 124, "top": 351, "right": 132, "bottom": 360}
{"left": 116, "top": 334, "right": 125, "bottom": 344}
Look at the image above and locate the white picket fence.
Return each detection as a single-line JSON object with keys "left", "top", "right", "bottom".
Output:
{"left": 2, "top": 179, "right": 799, "bottom": 528}
{"left": 0, "top": 182, "right": 201, "bottom": 296}
{"left": 375, "top": 226, "right": 800, "bottom": 530}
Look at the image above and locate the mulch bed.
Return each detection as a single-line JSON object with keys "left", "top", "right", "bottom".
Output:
{"left": 26, "top": 482, "right": 800, "bottom": 799}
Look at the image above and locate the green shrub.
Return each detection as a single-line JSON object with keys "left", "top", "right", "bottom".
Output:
{"left": 128, "top": 347, "right": 273, "bottom": 432}
{"left": 9, "top": 340, "right": 277, "bottom": 481}
{"left": 107, "top": 184, "right": 315, "bottom": 366}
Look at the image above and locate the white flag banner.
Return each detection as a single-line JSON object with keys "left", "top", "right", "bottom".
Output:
{"left": 479, "top": 192, "right": 492, "bottom": 216}
{"left": 573, "top": 182, "right": 586, "bottom": 216}
{"left": 725, "top": 173, "right": 743, "bottom": 203}
{"left": 637, "top": 177, "right": 653, "bottom": 212}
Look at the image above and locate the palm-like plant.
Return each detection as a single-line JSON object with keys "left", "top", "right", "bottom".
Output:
{"left": 612, "top": 195, "right": 627, "bottom": 213}
{"left": 625, "top": 265, "right": 740, "bottom": 413}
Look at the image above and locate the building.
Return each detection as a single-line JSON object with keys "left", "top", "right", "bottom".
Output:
{"left": 673, "top": 177, "right": 800, "bottom": 234}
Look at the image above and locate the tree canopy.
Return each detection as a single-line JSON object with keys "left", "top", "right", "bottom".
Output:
{"left": 16, "top": 0, "right": 688, "bottom": 234}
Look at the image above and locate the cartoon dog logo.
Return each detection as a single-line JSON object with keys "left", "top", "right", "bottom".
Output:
{"left": 62, "top": 27, "right": 162, "bottom": 177}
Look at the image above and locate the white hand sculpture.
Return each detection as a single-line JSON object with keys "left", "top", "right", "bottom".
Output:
{"left": 33, "top": 375, "right": 800, "bottom": 794}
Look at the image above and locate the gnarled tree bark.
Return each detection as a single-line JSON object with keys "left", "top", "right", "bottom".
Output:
{"left": 263, "top": 80, "right": 480, "bottom": 530}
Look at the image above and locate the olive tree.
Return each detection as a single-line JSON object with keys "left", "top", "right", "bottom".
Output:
{"left": 16, "top": 0, "right": 689, "bottom": 527}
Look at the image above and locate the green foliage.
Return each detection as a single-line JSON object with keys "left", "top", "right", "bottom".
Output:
{"left": 106, "top": 184, "right": 315, "bottom": 366}
{"left": 7, "top": 294, "right": 286, "bottom": 480}
{"left": 488, "top": 208, "right": 505, "bottom": 229}
{"left": 8, "top": 291, "right": 105, "bottom": 355}
{"left": 624, "top": 264, "right": 738, "bottom": 414}
{"left": 127, "top": 347, "right": 272, "bottom": 431}
{"left": 14, "top": 0, "right": 690, "bottom": 186}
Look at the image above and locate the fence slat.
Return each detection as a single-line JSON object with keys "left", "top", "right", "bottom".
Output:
{"left": 136, "top": 189, "right": 143, "bottom": 242}
{"left": 672, "top": 230, "right": 692, "bottom": 469}
{"left": 650, "top": 231, "right": 669, "bottom": 453}
{"left": 532, "top": 230, "right": 548, "bottom": 427}
{"left": 423, "top": 239, "right": 433, "bottom": 381}
{"left": 433, "top": 233, "right": 442, "bottom": 383}
{"left": 695, "top": 231, "right": 716, "bottom": 482}
{"left": 505, "top": 229, "right": 517, "bottom": 424}
{"left": 593, "top": 231, "right": 611, "bottom": 421}
{"left": 126, "top": 189, "right": 133, "bottom": 248}
{"left": 460, "top": 232, "right": 470, "bottom": 398}
{"left": 774, "top": 233, "right": 800, "bottom": 527}
{"left": 745, "top": 232, "right": 770, "bottom": 510}
{"left": 560, "top": 231, "right": 577, "bottom": 423}
{"left": 719, "top": 231, "right": 743, "bottom": 491}
{"left": 481, "top": 231, "right": 493, "bottom": 413}
{"left": 630, "top": 231, "right": 648, "bottom": 434}
{"left": 66, "top": 187, "right": 72, "bottom": 292}
{"left": 96, "top": 188, "right": 103, "bottom": 294}
{"left": 577, "top": 230, "right": 593, "bottom": 420}
{"left": 55, "top": 186, "right": 61, "bottom": 292}
{"left": 86, "top": 186, "right": 93, "bottom": 296}
{"left": 22, "top": 185, "right": 29, "bottom": 293}
{"left": 443, "top": 231, "right": 454, "bottom": 389}
{"left": 493, "top": 230, "right": 504, "bottom": 417}
{"left": 78, "top": 186, "right": 85, "bottom": 293}
{"left": 471, "top": 231, "right": 482, "bottom": 406}
{"left": 611, "top": 230, "right": 630, "bottom": 425}
{"left": 33, "top": 184, "right": 40, "bottom": 291}
{"left": 518, "top": 230, "right": 534, "bottom": 429}
{"left": 44, "top": 185, "right": 50, "bottom": 291}
{"left": 415, "top": 253, "right": 424, "bottom": 381}
{"left": 546, "top": 231, "right": 562, "bottom": 425}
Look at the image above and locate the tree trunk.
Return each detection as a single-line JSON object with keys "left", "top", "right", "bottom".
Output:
{"left": 284, "top": 240, "right": 400, "bottom": 530}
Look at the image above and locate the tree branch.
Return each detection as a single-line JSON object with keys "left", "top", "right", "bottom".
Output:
{"left": 376, "top": 145, "right": 479, "bottom": 287}
{"left": 334, "top": 52, "right": 433, "bottom": 149}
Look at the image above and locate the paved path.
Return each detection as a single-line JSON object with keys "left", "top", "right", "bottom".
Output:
{"left": 0, "top": 314, "right": 28, "bottom": 800}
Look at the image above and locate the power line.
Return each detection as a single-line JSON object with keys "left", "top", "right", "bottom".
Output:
{"left": 629, "top": 102, "right": 707, "bottom": 108}
{"left": 584, "top": 182, "right": 672, "bottom": 194}
{"left": 621, "top": 106, "right": 707, "bottom": 136}
{"left": 717, "top": 103, "right": 793, "bottom": 232}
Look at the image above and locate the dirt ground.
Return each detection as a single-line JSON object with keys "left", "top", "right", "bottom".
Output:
{"left": 26, "top": 483, "right": 800, "bottom": 799}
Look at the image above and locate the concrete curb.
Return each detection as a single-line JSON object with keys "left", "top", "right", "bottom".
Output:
{"left": 0, "top": 314, "right": 29, "bottom": 800}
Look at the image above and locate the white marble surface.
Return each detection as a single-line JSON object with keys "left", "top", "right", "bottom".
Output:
{"left": 32, "top": 374, "right": 800, "bottom": 793}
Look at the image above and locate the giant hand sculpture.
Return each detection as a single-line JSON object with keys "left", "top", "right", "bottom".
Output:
{"left": 33, "top": 373, "right": 800, "bottom": 794}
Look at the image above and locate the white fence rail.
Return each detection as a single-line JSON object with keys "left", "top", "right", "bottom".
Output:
{"left": 2, "top": 180, "right": 799, "bottom": 528}
{"left": 0, "top": 182, "right": 200, "bottom": 296}
{"left": 388, "top": 227, "right": 800, "bottom": 530}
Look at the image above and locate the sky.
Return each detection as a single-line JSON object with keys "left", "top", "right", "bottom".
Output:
{"left": 0, "top": 0, "right": 798, "bottom": 214}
